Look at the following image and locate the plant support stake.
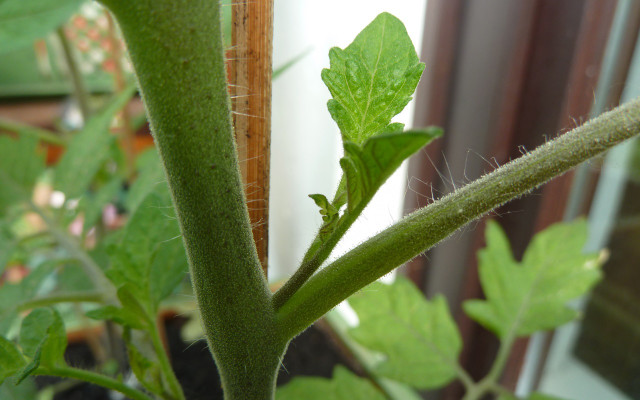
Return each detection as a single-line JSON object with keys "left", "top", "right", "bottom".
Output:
{"left": 229, "top": 0, "right": 274, "bottom": 277}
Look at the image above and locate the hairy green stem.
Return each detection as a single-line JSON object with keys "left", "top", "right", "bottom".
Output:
{"left": 57, "top": 27, "right": 92, "bottom": 121}
{"left": 101, "top": 0, "right": 285, "bottom": 398}
{"left": 38, "top": 366, "right": 153, "bottom": 400}
{"left": 276, "top": 97, "right": 640, "bottom": 340}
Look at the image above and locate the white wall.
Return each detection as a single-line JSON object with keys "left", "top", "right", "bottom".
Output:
{"left": 269, "top": 1, "right": 428, "bottom": 281}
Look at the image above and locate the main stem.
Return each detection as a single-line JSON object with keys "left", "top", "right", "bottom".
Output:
{"left": 100, "top": 1, "right": 286, "bottom": 398}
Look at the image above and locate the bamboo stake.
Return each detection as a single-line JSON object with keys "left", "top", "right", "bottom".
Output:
{"left": 229, "top": 0, "right": 274, "bottom": 277}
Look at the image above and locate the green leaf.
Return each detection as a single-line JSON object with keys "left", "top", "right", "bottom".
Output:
{"left": 0, "top": 0, "right": 84, "bottom": 54}
{"left": 19, "top": 308, "right": 67, "bottom": 368}
{"left": 321, "top": 12, "right": 424, "bottom": 144}
{"left": 125, "top": 148, "right": 168, "bottom": 213}
{"left": 86, "top": 286, "right": 149, "bottom": 330}
{"left": 0, "top": 135, "right": 45, "bottom": 216}
{"left": 463, "top": 220, "right": 603, "bottom": 339}
{"left": 348, "top": 277, "right": 462, "bottom": 390}
{"left": 0, "top": 222, "right": 14, "bottom": 273}
{"left": 107, "top": 192, "right": 187, "bottom": 313}
{"left": 276, "top": 366, "right": 385, "bottom": 400}
{"left": 54, "top": 85, "right": 136, "bottom": 199}
{"left": 308, "top": 193, "right": 341, "bottom": 241}
{"left": 340, "top": 129, "right": 441, "bottom": 212}
{"left": 81, "top": 176, "right": 122, "bottom": 232}
{"left": 0, "top": 262, "right": 56, "bottom": 336}
{"left": 123, "top": 328, "right": 164, "bottom": 396}
{"left": 0, "top": 378, "right": 38, "bottom": 400}
{"left": 0, "top": 335, "right": 26, "bottom": 384}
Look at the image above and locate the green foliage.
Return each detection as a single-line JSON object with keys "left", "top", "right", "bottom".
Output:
{"left": 276, "top": 366, "right": 386, "bottom": 400}
{"left": 54, "top": 85, "right": 136, "bottom": 200}
{"left": 80, "top": 176, "right": 122, "bottom": 232}
{"left": 340, "top": 130, "right": 441, "bottom": 212}
{"left": 0, "top": 336, "right": 25, "bottom": 385}
{"left": 0, "top": 135, "right": 45, "bottom": 217}
{"left": 0, "top": 263, "right": 55, "bottom": 336}
{"left": 124, "top": 328, "right": 165, "bottom": 395}
{"left": 13, "top": 308, "right": 67, "bottom": 384}
{"left": 464, "top": 220, "right": 603, "bottom": 339}
{"left": 305, "top": 12, "right": 438, "bottom": 248}
{"left": 104, "top": 192, "right": 187, "bottom": 315}
{"left": 321, "top": 12, "right": 424, "bottom": 144}
{"left": 282, "top": 220, "right": 601, "bottom": 398}
{"left": 0, "top": 222, "right": 14, "bottom": 273}
{"left": 347, "top": 277, "right": 461, "bottom": 389}
{"left": 0, "top": 0, "right": 84, "bottom": 54}
{"left": 1, "top": 3, "right": 635, "bottom": 400}
{"left": 498, "top": 393, "right": 570, "bottom": 400}
{"left": 19, "top": 308, "right": 67, "bottom": 368}
{"left": 0, "top": 378, "right": 37, "bottom": 400}
{"left": 86, "top": 286, "right": 149, "bottom": 330}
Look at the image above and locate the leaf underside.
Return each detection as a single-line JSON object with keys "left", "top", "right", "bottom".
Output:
{"left": 464, "top": 220, "right": 603, "bottom": 339}
{"left": 276, "top": 366, "right": 385, "bottom": 400}
{"left": 348, "top": 277, "right": 462, "bottom": 390}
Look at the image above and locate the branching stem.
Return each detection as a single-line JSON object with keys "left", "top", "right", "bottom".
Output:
{"left": 38, "top": 366, "right": 153, "bottom": 400}
{"left": 276, "top": 97, "right": 640, "bottom": 339}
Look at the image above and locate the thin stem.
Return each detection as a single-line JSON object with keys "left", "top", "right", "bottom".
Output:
{"left": 57, "top": 27, "right": 92, "bottom": 121}
{"left": 276, "top": 97, "right": 640, "bottom": 341}
{"left": 39, "top": 366, "right": 153, "bottom": 400}
{"left": 489, "top": 383, "right": 516, "bottom": 398}
{"left": 148, "top": 321, "right": 186, "bottom": 400}
{"left": 273, "top": 188, "right": 356, "bottom": 309}
{"left": 17, "top": 291, "right": 106, "bottom": 311}
{"left": 462, "top": 336, "right": 517, "bottom": 400}
{"left": 456, "top": 363, "right": 476, "bottom": 392}
{"left": 0, "top": 117, "right": 67, "bottom": 146}
{"left": 29, "top": 202, "right": 114, "bottom": 301}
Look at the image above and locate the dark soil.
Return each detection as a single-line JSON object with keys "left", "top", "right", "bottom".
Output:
{"left": 41, "top": 315, "right": 352, "bottom": 399}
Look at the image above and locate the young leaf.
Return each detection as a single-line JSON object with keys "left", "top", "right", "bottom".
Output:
{"left": 106, "top": 192, "right": 187, "bottom": 313}
{"left": 321, "top": 12, "right": 424, "bottom": 144}
{"left": 0, "top": 262, "right": 55, "bottom": 336}
{"left": 86, "top": 286, "right": 149, "bottom": 330}
{"left": 0, "top": 0, "right": 83, "bottom": 54}
{"left": 123, "top": 328, "right": 164, "bottom": 396}
{"left": 19, "top": 308, "right": 67, "bottom": 368}
{"left": 340, "top": 129, "right": 441, "bottom": 212}
{"left": 0, "top": 335, "right": 26, "bottom": 384}
{"left": 276, "top": 366, "right": 385, "bottom": 400}
{"left": 348, "top": 277, "right": 462, "bottom": 390}
{"left": 308, "top": 193, "right": 341, "bottom": 241}
{"left": 464, "top": 220, "right": 603, "bottom": 339}
{"left": 54, "top": 85, "right": 136, "bottom": 200}
{"left": 0, "top": 135, "right": 45, "bottom": 217}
